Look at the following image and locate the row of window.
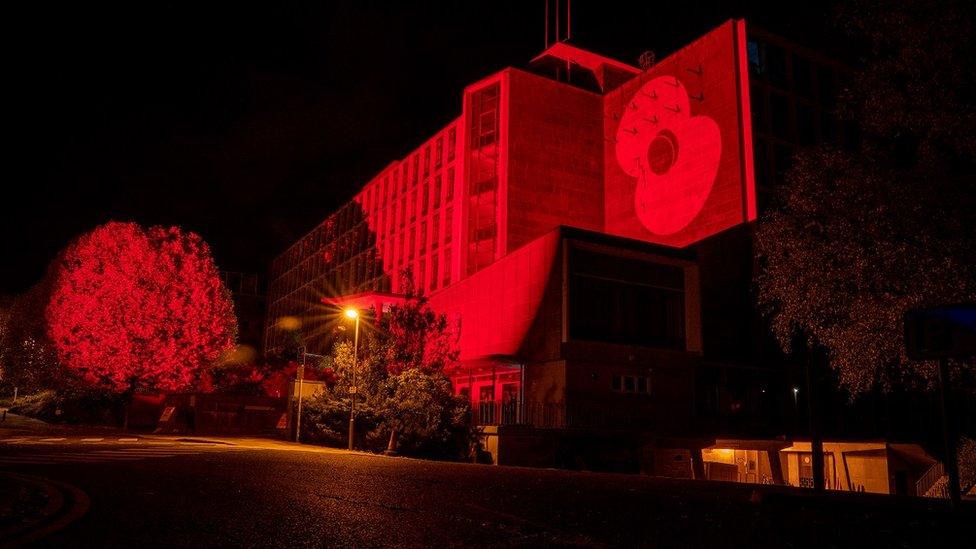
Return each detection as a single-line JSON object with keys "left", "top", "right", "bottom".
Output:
{"left": 747, "top": 39, "right": 841, "bottom": 108}
{"left": 357, "top": 124, "right": 457, "bottom": 218}
{"left": 612, "top": 375, "right": 652, "bottom": 394}
{"left": 466, "top": 83, "right": 501, "bottom": 275}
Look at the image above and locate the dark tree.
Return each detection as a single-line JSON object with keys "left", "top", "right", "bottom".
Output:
{"left": 755, "top": 0, "right": 976, "bottom": 395}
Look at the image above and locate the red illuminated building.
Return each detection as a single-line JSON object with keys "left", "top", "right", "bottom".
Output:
{"left": 266, "top": 20, "right": 856, "bottom": 470}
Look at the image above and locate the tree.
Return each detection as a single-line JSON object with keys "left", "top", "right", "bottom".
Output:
{"left": 303, "top": 285, "right": 470, "bottom": 457}
{"left": 755, "top": 1, "right": 976, "bottom": 395}
{"left": 0, "top": 282, "right": 62, "bottom": 392}
{"left": 46, "top": 222, "right": 237, "bottom": 393}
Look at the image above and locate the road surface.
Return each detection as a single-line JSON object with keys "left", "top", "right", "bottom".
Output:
{"left": 0, "top": 421, "right": 971, "bottom": 547}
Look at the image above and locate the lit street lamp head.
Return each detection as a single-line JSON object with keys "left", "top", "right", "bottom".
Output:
{"left": 344, "top": 308, "right": 359, "bottom": 319}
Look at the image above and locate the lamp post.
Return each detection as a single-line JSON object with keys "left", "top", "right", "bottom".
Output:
{"left": 345, "top": 308, "right": 360, "bottom": 451}
{"left": 295, "top": 346, "right": 306, "bottom": 443}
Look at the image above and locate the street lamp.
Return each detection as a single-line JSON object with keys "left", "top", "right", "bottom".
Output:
{"left": 345, "top": 308, "right": 360, "bottom": 451}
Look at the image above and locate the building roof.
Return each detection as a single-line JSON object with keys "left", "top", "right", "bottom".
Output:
{"left": 530, "top": 42, "right": 640, "bottom": 75}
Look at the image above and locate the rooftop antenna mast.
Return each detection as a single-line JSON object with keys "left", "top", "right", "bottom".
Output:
{"left": 544, "top": 0, "right": 571, "bottom": 48}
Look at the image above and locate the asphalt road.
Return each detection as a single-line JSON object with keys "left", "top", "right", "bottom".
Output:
{"left": 0, "top": 431, "right": 972, "bottom": 547}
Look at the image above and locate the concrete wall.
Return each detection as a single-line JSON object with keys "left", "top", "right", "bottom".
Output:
{"left": 506, "top": 69, "right": 605, "bottom": 252}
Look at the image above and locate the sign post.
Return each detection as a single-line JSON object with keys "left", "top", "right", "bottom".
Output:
{"left": 295, "top": 362, "right": 305, "bottom": 443}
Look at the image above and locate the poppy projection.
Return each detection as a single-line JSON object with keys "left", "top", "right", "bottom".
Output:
{"left": 605, "top": 19, "right": 756, "bottom": 247}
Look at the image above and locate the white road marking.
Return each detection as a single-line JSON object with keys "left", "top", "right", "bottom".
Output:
{"left": 0, "top": 459, "right": 62, "bottom": 465}
{"left": 0, "top": 442, "right": 239, "bottom": 467}
{"left": 39, "top": 438, "right": 67, "bottom": 442}
{"left": 117, "top": 438, "right": 139, "bottom": 442}
{"left": 80, "top": 438, "right": 104, "bottom": 442}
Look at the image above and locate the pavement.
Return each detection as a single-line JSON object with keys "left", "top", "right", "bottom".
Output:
{"left": 1, "top": 413, "right": 973, "bottom": 547}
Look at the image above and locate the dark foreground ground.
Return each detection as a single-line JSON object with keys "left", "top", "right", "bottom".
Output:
{"left": 0, "top": 418, "right": 972, "bottom": 547}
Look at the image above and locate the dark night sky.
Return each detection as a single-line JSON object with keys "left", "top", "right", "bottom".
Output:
{"left": 4, "top": 1, "right": 835, "bottom": 294}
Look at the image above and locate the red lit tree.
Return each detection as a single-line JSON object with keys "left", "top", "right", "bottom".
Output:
{"left": 46, "top": 222, "right": 236, "bottom": 393}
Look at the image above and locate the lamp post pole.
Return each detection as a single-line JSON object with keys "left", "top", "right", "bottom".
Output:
{"left": 346, "top": 309, "right": 360, "bottom": 451}
{"left": 295, "top": 347, "right": 306, "bottom": 443}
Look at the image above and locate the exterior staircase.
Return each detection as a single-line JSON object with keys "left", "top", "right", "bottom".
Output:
{"left": 923, "top": 475, "right": 950, "bottom": 499}
{"left": 917, "top": 462, "right": 949, "bottom": 499}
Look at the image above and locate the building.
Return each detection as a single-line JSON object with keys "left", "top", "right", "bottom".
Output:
{"left": 220, "top": 271, "right": 266, "bottom": 355}
{"left": 265, "top": 19, "right": 867, "bottom": 472}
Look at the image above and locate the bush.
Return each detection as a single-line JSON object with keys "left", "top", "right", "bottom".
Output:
{"left": 959, "top": 436, "right": 976, "bottom": 493}
{"left": 8, "top": 385, "right": 124, "bottom": 425}
{"left": 379, "top": 369, "right": 472, "bottom": 459}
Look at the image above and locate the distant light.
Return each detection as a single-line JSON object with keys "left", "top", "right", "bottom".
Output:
{"left": 344, "top": 308, "right": 359, "bottom": 319}
{"left": 793, "top": 387, "right": 799, "bottom": 394}
{"left": 277, "top": 316, "right": 301, "bottom": 332}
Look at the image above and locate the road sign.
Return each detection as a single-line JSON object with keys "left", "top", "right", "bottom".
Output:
{"left": 349, "top": 386, "right": 357, "bottom": 394}
{"left": 159, "top": 406, "right": 176, "bottom": 423}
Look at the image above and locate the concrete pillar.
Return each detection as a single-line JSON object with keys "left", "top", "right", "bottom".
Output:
{"left": 691, "top": 448, "right": 706, "bottom": 480}
{"left": 767, "top": 449, "right": 785, "bottom": 485}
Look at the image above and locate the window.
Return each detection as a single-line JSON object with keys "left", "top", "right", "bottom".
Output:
{"left": 420, "top": 220, "right": 427, "bottom": 253}
{"left": 820, "top": 110, "right": 837, "bottom": 143}
{"left": 446, "top": 168, "right": 455, "bottom": 201}
{"left": 442, "top": 248, "right": 452, "bottom": 287}
{"left": 792, "top": 54, "right": 813, "bottom": 98}
{"left": 765, "top": 44, "right": 788, "bottom": 89}
{"left": 444, "top": 207, "right": 453, "bottom": 242}
{"left": 447, "top": 126, "right": 456, "bottom": 161}
{"left": 569, "top": 248, "right": 685, "bottom": 349}
{"left": 750, "top": 85, "right": 766, "bottom": 132}
{"left": 435, "top": 137, "right": 443, "bottom": 169}
{"left": 747, "top": 40, "right": 762, "bottom": 76}
{"left": 408, "top": 226, "right": 415, "bottom": 260}
{"left": 796, "top": 103, "right": 816, "bottom": 146}
{"left": 774, "top": 143, "right": 794, "bottom": 180}
{"left": 433, "top": 174, "right": 441, "bottom": 209}
{"left": 770, "top": 92, "right": 792, "bottom": 141}
{"left": 471, "top": 84, "right": 500, "bottom": 148}
{"left": 431, "top": 213, "right": 439, "bottom": 249}
{"left": 422, "top": 182, "right": 429, "bottom": 215}
{"left": 410, "top": 190, "right": 417, "bottom": 221}
{"left": 817, "top": 66, "right": 836, "bottom": 108}
{"left": 423, "top": 146, "right": 431, "bottom": 177}
{"left": 430, "top": 253, "right": 439, "bottom": 292}
{"left": 611, "top": 375, "right": 651, "bottom": 394}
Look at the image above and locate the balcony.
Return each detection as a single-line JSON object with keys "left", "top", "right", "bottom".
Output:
{"left": 472, "top": 400, "right": 566, "bottom": 429}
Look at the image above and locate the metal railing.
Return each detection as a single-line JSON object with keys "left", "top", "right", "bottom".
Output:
{"left": 471, "top": 399, "right": 661, "bottom": 430}
{"left": 472, "top": 400, "right": 566, "bottom": 428}
{"left": 916, "top": 462, "right": 948, "bottom": 498}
